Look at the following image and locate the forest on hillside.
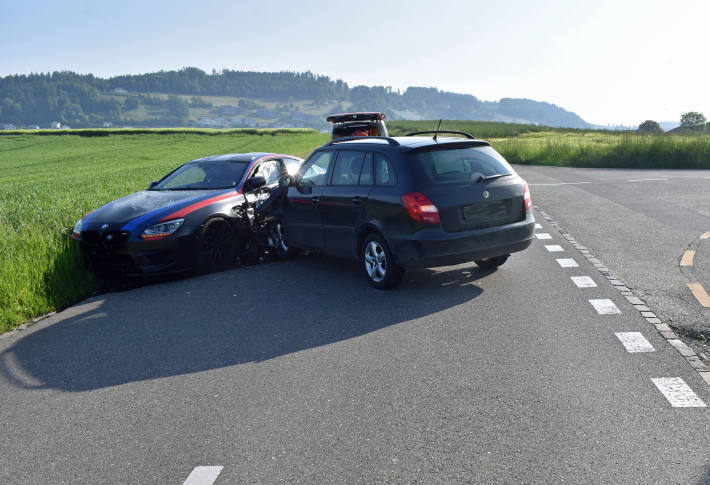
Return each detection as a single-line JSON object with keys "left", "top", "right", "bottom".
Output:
{"left": 0, "top": 68, "right": 591, "bottom": 129}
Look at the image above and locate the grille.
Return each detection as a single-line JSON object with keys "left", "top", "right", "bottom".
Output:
{"left": 81, "top": 230, "right": 130, "bottom": 246}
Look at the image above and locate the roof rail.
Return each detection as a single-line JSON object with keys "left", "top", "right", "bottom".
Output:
{"left": 405, "top": 130, "right": 476, "bottom": 139}
{"left": 327, "top": 136, "right": 400, "bottom": 146}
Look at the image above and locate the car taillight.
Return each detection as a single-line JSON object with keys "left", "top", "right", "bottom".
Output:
{"left": 401, "top": 192, "right": 440, "bottom": 224}
{"left": 523, "top": 180, "right": 532, "bottom": 211}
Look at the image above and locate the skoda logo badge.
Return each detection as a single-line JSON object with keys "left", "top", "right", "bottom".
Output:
{"left": 483, "top": 191, "right": 490, "bottom": 200}
{"left": 100, "top": 224, "right": 109, "bottom": 231}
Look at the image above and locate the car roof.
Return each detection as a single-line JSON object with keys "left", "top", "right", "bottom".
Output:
{"left": 191, "top": 152, "right": 299, "bottom": 163}
{"left": 323, "top": 136, "right": 491, "bottom": 151}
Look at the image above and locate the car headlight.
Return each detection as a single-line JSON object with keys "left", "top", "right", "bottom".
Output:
{"left": 140, "top": 218, "right": 185, "bottom": 240}
{"left": 71, "top": 218, "right": 83, "bottom": 240}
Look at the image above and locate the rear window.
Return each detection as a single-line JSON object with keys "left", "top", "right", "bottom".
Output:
{"left": 408, "top": 146, "right": 515, "bottom": 185}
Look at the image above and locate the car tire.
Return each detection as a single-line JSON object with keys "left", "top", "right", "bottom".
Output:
{"left": 475, "top": 254, "right": 509, "bottom": 270}
{"left": 269, "top": 220, "right": 300, "bottom": 260}
{"left": 361, "top": 233, "right": 403, "bottom": 289}
{"left": 197, "top": 218, "right": 237, "bottom": 273}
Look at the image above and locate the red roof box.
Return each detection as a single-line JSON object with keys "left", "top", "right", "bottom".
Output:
{"left": 326, "top": 112, "right": 386, "bottom": 123}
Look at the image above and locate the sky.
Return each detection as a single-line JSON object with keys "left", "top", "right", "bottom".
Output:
{"left": 1, "top": 0, "right": 708, "bottom": 126}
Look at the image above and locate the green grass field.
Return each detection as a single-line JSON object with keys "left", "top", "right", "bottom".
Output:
{"left": 389, "top": 120, "right": 710, "bottom": 169}
{"left": 1, "top": 124, "right": 710, "bottom": 332}
{"left": 0, "top": 129, "right": 329, "bottom": 332}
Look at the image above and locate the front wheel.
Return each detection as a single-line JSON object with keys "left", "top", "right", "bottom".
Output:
{"left": 361, "top": 233, "right": 403, "bottom": 289}
{"left": 475, "top": 254, "right": 509, "bottom": 270}
{"left": 197, "top": 218, "right": 237, "bottom": 273}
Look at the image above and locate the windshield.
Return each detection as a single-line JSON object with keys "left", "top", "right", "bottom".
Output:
{"left": 151, "top": 161, "right": 249, "bottom": 190}
{"left": 408, "top": 146, "right": 515, "bottom": 185}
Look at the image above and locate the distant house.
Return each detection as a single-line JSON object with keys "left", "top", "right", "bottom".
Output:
{"left": 2, "top": 124, "right": 16, "bottom": 130}
{"left": 256, "top": 108, "right": 279, "bottom": 119}
{"left": 220, "top": 105, "right": 245, "bottom": 116}
{"left": 291, "top": 112, "right": 319, "bottom": 122}
{"left": 111, "top": 88, "right": 128, "bottom": 95}
{"left": 51, "top": 121, "right": 61, "bottom": 129}
{"left": 197, "top": 117, "right": 227, "bottom": 128}
{"left": 102, "top": 122, "right": 113, "bottom": 128}
{"left": 24, "top": 125, "right": 40, "bottom": 130}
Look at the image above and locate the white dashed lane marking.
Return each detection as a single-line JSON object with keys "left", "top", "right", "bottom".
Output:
{"left": 589, "top": 299, "right": 621, "bottom": 314}
{"left": 615, "top": 332, "right": 655, "bottom": 353}
{"left": 571, "top": 276, "right": 597, "bottom": 288}
{"left": 545, "top": 245, "right": 564, "bottom": 252}
{"left": 535, "top": 223, "right": 542, "bottom": 229}
{"left": 535, "top": 233, "right": 552, "bottom": 239}
{"left": 556, "top": 258, "right": 579, "bottom": 268}
{"left": 627, "top": 178, "right": 668, "bottom": 182}
{"left": 652, "top": 378, "right": 706, "bottom": 408}
{"left": 183, "top": 466, "right": 224, "bottom": 485}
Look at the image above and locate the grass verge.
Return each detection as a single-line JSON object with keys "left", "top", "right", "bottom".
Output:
{"left": 0, "top": 130, "right": 328, "bottom": 332}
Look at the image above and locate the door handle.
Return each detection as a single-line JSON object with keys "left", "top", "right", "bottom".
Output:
{"left": 311, "top": 196, "right": 320, "bottom": 204}
{"left": 352, "top": 196, "right": 362, "bottom": 205}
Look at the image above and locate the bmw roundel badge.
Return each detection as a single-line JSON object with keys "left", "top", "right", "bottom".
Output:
{"left": 483, "top": 191, "right": 490, "bottom": 199}
{"left": 100, "top": 224, "right": 109, "bottom": 231}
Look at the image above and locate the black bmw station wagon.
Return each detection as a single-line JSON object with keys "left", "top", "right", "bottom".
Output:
{"left": 281, "top": 131, "right": 535, "bottom": 288}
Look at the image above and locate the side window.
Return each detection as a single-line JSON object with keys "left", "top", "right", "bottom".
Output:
{"left": 253, "top": 160, "right": 281, "bottom": 185}
{"left": 300, "top": 151, "right": 333, "bottom": 186}
{"left": 375, "top": 153, "right": 397, "bottom": 186}
{"left": 331, "top": 151, "right": 365, "bottom": 186}
{"left": 359, "top": 152, "right": 373, "bottom": 185}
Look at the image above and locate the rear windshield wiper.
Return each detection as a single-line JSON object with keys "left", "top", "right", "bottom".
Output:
{"left": 477, "top": 173, "right": 512, "bottom": 183}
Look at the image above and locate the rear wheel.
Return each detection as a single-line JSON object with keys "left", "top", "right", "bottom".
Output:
{"left": 197, "top": 218, "right": 237, "bottom": 273}
{"left": 268, "top": 220, "right": 300, "bottom": 260}
{"left": 475, "top": 254, "right": 509, "bottom": 270}
{"left": 361, "top": 233, "right": 403, "bottom": 289}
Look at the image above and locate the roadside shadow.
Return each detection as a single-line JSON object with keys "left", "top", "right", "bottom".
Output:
{"left": 2, "top": 256, "right": 490, "bottom": 392}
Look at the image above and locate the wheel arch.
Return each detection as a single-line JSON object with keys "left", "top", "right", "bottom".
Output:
{"left": 355, "top": 222, "right": 385, "bottom": 259}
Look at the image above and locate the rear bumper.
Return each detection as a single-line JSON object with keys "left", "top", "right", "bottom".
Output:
{"left": 390, "top": 211, "right": 535, "bottom": 268}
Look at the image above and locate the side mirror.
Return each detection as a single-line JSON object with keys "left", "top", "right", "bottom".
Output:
{"left": 245, "top": 175, "right": 267, "bottom": 190}
{"left": 278, "top": 175, "right": 292, "bottom": 187}
{"left": 148, "top": 181, "right": 159, "bottom": 189}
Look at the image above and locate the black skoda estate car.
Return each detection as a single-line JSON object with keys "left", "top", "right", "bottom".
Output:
{"left": 281, "top": 132, "right": 535, "bottom": 288}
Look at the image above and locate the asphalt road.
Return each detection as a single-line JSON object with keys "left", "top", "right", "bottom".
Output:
{"left": 517, "top": 165, "right": 710, "bottom": 357}
{"left": 2, "top": 193, "right": 710, "bottom": 483}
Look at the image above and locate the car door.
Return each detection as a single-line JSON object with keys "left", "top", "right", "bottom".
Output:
{"left": 320, "top": 150, "right": 373, "bottom": 258}
{"left": 284, "top": 150, "right": 334, "bottom": 249}
{"left": 245, "top": 158, "right": 288, "bottom": 220}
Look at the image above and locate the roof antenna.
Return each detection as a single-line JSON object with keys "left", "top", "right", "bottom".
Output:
{"left": 433, "top": 118, "right": 442, "bottom": 142}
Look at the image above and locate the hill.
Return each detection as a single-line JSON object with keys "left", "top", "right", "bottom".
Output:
{"left": 0, "top": 68, "right": 592, "bottom": 130}
{"left": 667, "top": 123, "right": 710, "bottom": 135}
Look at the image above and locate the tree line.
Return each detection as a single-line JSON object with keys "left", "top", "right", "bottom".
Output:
{"left": 0, "top": 68, "right": 591, "bottom": 128}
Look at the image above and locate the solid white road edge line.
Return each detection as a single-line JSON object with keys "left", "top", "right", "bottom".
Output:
{"left": 571, "top": 276, "right": 597, "bottom": 288}
{"left": 183, "top": 466, "right": 224, "bottom": 485}
{"left": 615, "top": 332, "right": 655, "bottom": 353}
{"left": 589, "top": 299, "right": 621, "bottom": 314}
{"left": 627, "top": 178, "right": 668, "bottom": 182}
{"left": 651, "top": 378, "right": 706, "bottom": 408}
